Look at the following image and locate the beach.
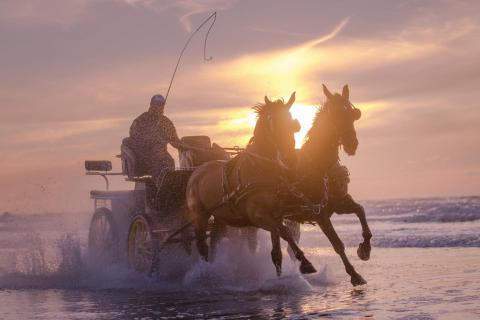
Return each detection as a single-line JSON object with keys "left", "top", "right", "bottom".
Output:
{"left": 0, "top": 197, "right": 479, "bottom": 319}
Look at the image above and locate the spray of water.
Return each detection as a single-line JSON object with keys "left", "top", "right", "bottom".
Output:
{"left": 0, "top": 213, "right": 337, "bottom": 291}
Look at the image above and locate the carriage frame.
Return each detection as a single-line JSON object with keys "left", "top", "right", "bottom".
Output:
{"left": 86, "top": 136, "right": 243, "bottom": 274}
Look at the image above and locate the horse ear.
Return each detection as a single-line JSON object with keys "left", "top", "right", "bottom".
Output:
{"left": 323, "top": 84, "right": 333, "bottom": 99}
{"left": 264, "top": 96, "right": 271, "bottom": 104}
{"left": 342, "top": 85, "right": 349, "bottom": 100}
{"left": 286, "top": 91, "right": 296, "bottom": 109}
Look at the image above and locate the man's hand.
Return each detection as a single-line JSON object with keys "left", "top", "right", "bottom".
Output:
{"left": 170, "top": 139, "right": 184, "bottom": 150}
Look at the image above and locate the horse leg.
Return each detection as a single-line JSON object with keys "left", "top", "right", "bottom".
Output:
{"left": 270, "top": 232, "right": 282, "bottom": 276}
{"left": 351, "top": 199, "right": 372, "bottom": 261}
{"left": 335, "top": 195, "right": 372, "bottom": 261}
{"left": 210, "top": 220, "right": 227, "bottom": 262}
{"left": 246, "top": 227, "right": 258, "bottom": 254}
{"left": 276, "top": 223, "right": 316, "bottom": 274}
{"left": 192, "top": 209, "right": 210, "bottom": 262}
{"left": 317, "top": 216, "right": 367, "bottom": 286}
{"left": 251, "top": 208, "right": 315, "bottom": 275}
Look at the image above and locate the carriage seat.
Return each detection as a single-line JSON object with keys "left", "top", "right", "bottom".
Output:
{"left": 120, "top": 137, "right": 145, "bottom": 179}
{"left": 180, "top": 135, "right": 228, "bottom": 168}
{"left": 181, "top": 135, "right": 212, "bottom": 149}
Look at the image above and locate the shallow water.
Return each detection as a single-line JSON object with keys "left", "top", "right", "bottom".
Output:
{"left": 1, "top": 248, "right": 479, "bottom": 319}
{"left": 1, "top": 197, "right": 479, "bottom": 319}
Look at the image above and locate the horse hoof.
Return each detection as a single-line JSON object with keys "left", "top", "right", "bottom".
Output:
{"left": 357, "top": 243, "right": 371, "bottom": 261}
{"left": 199, "top": 249, "right": 208, "bottom": 262}
{"left": 351, "top": 273, "right": 367, "bottom": 286}
{"left": 300, "top": 261, "right": 317, "bottom": 274}
{"left": 273, "top": 262, "right": 282, "bottom": 277}
{"left": 197, "top": 244, "right": 209, "bottom": 262}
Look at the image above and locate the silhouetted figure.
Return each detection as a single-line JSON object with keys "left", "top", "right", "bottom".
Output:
{"left": 129, "top": 94, "right": 182, "bottom": 183}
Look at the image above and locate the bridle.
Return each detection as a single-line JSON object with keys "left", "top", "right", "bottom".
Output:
{"left": 323, "top": 101, "right": 359, "bottom": 147}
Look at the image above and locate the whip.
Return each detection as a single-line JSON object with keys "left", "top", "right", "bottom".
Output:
{"left": 164, "top": 12, "right": 217, "bottom": 105}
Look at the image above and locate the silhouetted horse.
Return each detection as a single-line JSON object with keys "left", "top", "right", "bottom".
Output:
{"left": 186, "top": 93, "right": 317, "bottom": 275}
{"left": 290, "top": 84, "right": 371, "bottom": 286}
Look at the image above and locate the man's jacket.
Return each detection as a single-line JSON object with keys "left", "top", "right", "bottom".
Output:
{"left": 129, "top": 111, "right": 179, "bottom": 157}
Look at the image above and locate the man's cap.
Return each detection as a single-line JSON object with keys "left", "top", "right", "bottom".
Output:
{"left": 150, "top": 94, "right": 165, "bottom": 106}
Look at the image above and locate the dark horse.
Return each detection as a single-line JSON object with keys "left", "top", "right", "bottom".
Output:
{"left": 186, "top": 93, "right": 317, "bottom": 275}
{"left": 288, "top": 84, "right": 371, "bottom": 286}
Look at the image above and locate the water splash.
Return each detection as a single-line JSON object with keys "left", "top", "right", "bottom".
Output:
{"left": 0, "top": 227, "right": 334, "bottom": 292}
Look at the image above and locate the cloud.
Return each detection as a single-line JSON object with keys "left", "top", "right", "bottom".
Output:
{"left": 202, "top": 12, "right": 477, "bottom": 106}
{"left": 0, "top": 0, "right": 234, "bottom": 30}
{"left": 0, "top": 0, "right": 90, "bottom": 26}
{"left": 177, "top": 0, "right": 235, "bottom": 32}
{"left": 2, "top": 118, "right": 128, "bottom": 146}
{"left": 247, "top": 26, "right": 314, "bottom": 38}
{"left": 2, "top": 0, "right": 480, "bottom": 211}
{"left": 117, "top": 0, "right": 235, "bottom": 32}
{"left": 298, "top": 17, "right": 350, "bottom": 50}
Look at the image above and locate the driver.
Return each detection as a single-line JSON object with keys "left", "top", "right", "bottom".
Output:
{"left": 129, "top": 94, "right": 182, "bottom": 183}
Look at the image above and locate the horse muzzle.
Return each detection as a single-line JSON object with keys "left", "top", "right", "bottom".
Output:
{"left": 342, "top": 137, "right": 358, "bottom": 156}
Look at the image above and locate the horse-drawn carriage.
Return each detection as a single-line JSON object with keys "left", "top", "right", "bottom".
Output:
{"left": 86, "top": 135, "right": 242, "bottom": 275}
{"left": 86, "top": 86, "right": 372, "bottom": 286}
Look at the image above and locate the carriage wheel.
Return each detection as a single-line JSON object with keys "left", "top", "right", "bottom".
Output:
{"left": 127, "top": 215, "right": 155, "bottom": 275}
{"left": 88, "top": 208, "right": 118, "bottom": 262}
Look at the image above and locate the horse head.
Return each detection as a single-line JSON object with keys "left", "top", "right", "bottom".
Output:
{"left": 322, "top": 84, "right": 361, "bottom": 156}
{"left": 251, "top": 92, "right": 300, "bottom": 169}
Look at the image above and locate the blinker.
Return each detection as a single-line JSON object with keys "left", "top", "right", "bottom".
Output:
{"left": 351, "top": 108, "right": 361, "bottom": 120}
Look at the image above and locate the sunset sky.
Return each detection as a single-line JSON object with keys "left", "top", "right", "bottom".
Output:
{"left": 1, "top": 0, "right": 479, "bottom": 213}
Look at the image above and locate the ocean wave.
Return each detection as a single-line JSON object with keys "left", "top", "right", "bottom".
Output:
{"left": 360, "top": 197, "right": 480, "bottom": 223}
{"left": 392, "top": 203, "right": 480, "bottom": 223}
{"left": 301, "top": 230, "right": 480, "bottom": 248}
{"left": 372, "top": 235, "right": 480, "bottom": 248}
{"left": 298, "top": 197, "right": 480, "bottom": 225}
{"left": 398, "top": 211, "right": 480, "bottom": 223}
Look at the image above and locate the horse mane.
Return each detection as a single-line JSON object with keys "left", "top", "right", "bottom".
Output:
{"left": 252, "top": 98, "right": 285, "bottom": 117}
{"left": 248, "top": 98, "right": 285, "bottom": 147}
{"left": 303, "top": 104, "right": 327, "bottom": 145}
{"left": 300, "top": 97, "right": 344, "bottom": 170}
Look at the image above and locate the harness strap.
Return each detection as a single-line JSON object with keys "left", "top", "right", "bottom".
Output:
{"left": 205, "top": 152, "right": 282, "bottom": 217}
{"left": 206, "top": 151, "right": 321, "bottom": 222}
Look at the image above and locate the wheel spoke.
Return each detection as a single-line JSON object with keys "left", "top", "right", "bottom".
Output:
{"left": 88, "top": 210, "right": 118, "bottom": 264}
{"left": 128, "top": 217, "right": 153, "bottom": 274}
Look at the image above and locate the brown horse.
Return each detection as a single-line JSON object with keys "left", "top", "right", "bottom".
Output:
{"left": 186, "top": 93, "right": 317, "bottom": 276}
{"left": 288, "top": 84, "right": 370, "bottom": 286}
